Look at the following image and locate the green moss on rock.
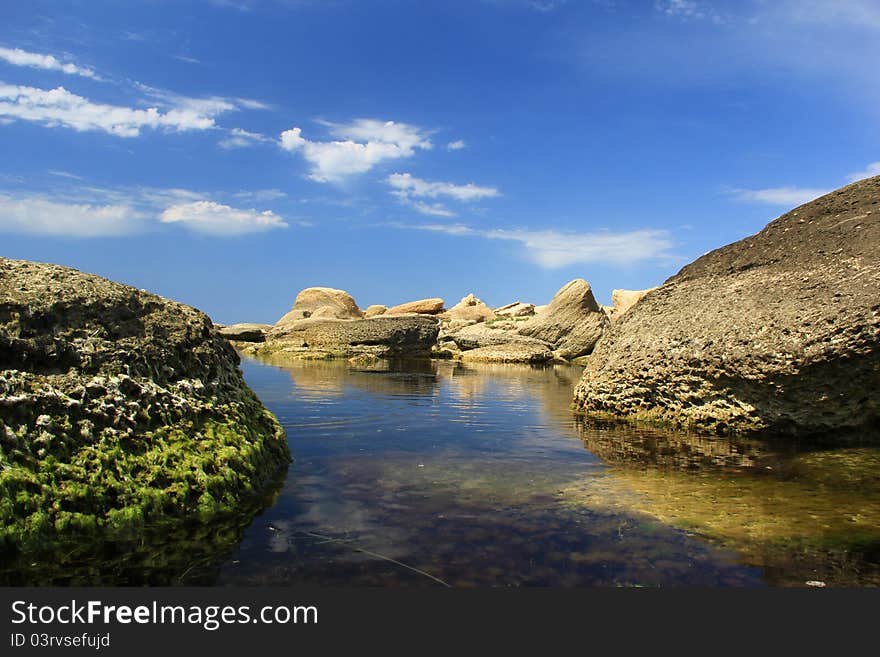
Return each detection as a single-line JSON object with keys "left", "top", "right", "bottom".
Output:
{"left": 0, "top": 258, "right": 290, "bottom": 550}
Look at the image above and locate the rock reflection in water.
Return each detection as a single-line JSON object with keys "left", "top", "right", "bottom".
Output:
{"left": 568, "top": 419, "right": 880, "bottom": 586}
{"left": 220, "top": 357, "right": 768, "bottom": 586}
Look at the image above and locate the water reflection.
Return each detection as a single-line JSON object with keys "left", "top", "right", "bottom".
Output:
{"left": 216, "top": 357, "right": 763, "bottom": 586}
{"left": 6, "top": 355, "right": 876, "bottom": 586}
{"left": 567, "top": 421, "right": 880, "bottom": 586}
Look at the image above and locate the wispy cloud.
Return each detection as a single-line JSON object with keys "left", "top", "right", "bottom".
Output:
{"left": 392, "top": 222, "right": 675, "bottom": 268}
{"left": 280, "top": 119, "right": 432, "bottom": 182}
{"left": 0, "top": 193, "right": 145, "bottom": 237}
{"left": 387, "top": 173, "right": 499, "bottom": 201}
{"left": 160, "top": 200, "right": 288, "bottom": 235}
{"left": 219, "top": 127, "right": 273, "bottom": 149}
{"left": 0, "top": 176, "right": 291, "bottom": 237}
{"left": 447, "top": 139, "right": 467, "bottom": 151}
{"left": 0, "top": 83, "right": 221, "bottom": 136}
{"left": 0, "top": 46, "right": 100, "bottom": 80}
{"left": 728, "top": 186, "right": 831, "bottom": 206}
{"left": 387, "top": 172, "right": 500, "bottom": 216}
{"left": 847, "top": 161, "right": 880, "bottom": 182}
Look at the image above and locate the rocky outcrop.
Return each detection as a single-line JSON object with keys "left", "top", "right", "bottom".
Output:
{"left": 446, "top": 322, "right": 551, "bottom": 351}
{"left": 386, "top": 298, "right": 445, "bottom": 315}
{"left": 574, "top": 176, "right": 880, "bottom": 438}
{"left": 261, "top": 315, "right": 439, "bottom": 359}
{"left": 275, "top": 287, "right": 363, "bottom": 325}
{"left": 459, "top": 342, "right": 553, "bottom": 364}
{"left": 442, "top": 293, "right": 496, "bottom": 322}
{"left": 517, "top": 279, "right": 609, "bottom": 359}
{"left": 218, "top": 323, "right": 272, "bottom": 342}
{"left": 610, "top": 288, "right": 657, "bottom": 321}
{"left": 494, "top": 301, "right": 535, "bottom": 318}
{"left": 364, "top": 304, "right": 388, "bottom": 318}
{"left": 0, "top": 258, "right": 290, "bottom": 548}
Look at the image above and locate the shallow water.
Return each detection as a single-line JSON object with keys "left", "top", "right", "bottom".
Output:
{"left": 3, "top": 356, "right": 878, "bottom": 586}
{"left": 210, "top": 356, "right": 878, "bottom": 587}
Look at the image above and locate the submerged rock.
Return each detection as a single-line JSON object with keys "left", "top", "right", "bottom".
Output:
{"left": 517, "top": 279, "right": 609, "bottom": 359}
{"left": 275, "top": 286, "right": 363, "bottom": 325}
{"left": 0, "top": 258, "right": 290, "bottom": 548}
{"left": 574, "top": 176, "right": 880, "bottom": 438}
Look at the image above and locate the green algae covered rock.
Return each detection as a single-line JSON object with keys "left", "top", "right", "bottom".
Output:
{"left": 0, "top": 258, "right": 290, "bottom": 549}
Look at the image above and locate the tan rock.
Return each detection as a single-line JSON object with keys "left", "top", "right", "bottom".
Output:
{"left": 517, "top": 279, "right": 608, "bottom": 359}
{"left": 442, "top": 293, "right": 496, "bottom": 322}
{"left": 275, "top": 287, "right": 363, "bottom": 325}
{"left": 610, "top": 288, "right": 657, "bottom": 320}
{"left": 386, "top": 297, "right": 445, "bottom": 315}
{"left": 364, "top": 304, "right": 388, "bottom": 317}
{"left": 494, "top": 301, "right": 535, "bottom": 317}
{"left": 218, "top": 323, "right": 272, "bottom": 342}
{"left": 448, "top": 322, "right": 551, "bottom": 351}
{"left": 266, "top": 315, "right": 439, "bottom": 358}
{"left": 460, "top": 342, "right": 553, "bottom": 364}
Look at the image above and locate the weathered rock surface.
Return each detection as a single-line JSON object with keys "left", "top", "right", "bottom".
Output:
{"left": 610, "top": 288, "right": 657, "bottom": 320}
{"left": 459, "top": 342, "right": 553, "bottom": 364}
{"left": 264, "top": 315, "right": 439, "bottom": 358}
{"left": 0, "top": 258, "right": 290, "bottom": 547}
{"left": 218, "top": 323, "right": 272, "bottom": 342}
{"left": 574, "top": 177, "right": 880, "bottom": 438}
{"left": 386, "top": 297, "right": 445, "bottom": 315}
{"left": 442, "top": 293, "right": 496, "bottom": 322}
{"left": 517, "top": 279, "right": 609, "bottom": 359}
{"left": 494, "top": 301, "right": 535, "bottom": 317}
{"left": 275, "top": 287, "right": 363, "bottom": 325}
{"left": 446, "top": 322, "right": 552, "bottom": 351}
{"left": 364, "top": 304, "right": 388, "bottom": 318}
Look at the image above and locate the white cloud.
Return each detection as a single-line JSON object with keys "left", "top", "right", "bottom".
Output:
{"left": 729, "top": 186, "right": 831, "bottom": 206}
{"left": 395, "top": 222, "right": 674, "bottom": 268}
{"left": 159, "top": 200, "right": 287, "bottom": 235}
{"left": 280, "top": 119, "right": 432, "bottom": 182}
{"left": 0, "top": 46, "right": 99, "bottom": 79}
{"left": 0, "top": 83, "right": 220, "bottom": 136}
{"left": 219, "top": 127, "right": 273, "bottom": 149}
{"left": 410, "top": 201, "right": 457, "bottom": 217}
{"left": 387, "top": 173, "right": 499, "bottom": 217}
{"left": 846, "top": 161, "right": 880, "bottom": 182}
{"left": 387, "top": 173, "right": 499, "bottom": 201}
{"left": 0, "top": 193, "right": 145, "bottom": 237}
{"left": 447, "top": 139, "right": 467, "bottom": 151}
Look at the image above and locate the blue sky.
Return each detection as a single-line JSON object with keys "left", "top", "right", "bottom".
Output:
{"left": 1, "top": 0, "right": 878, "bottom": 323}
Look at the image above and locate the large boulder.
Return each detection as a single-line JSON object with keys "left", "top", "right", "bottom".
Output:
{"left": 266, "top": 315, "right": 439, "bottom": 358}
{"left": 574, "top": 177, "right": 880, "bottom": 438}
{"left": 0, "top": 258, "right": 290, "bottom": 548}
{"left": 217, "top": 323, "right": 272, "bottom": 342}
{"left": 386, "top": 297, "right": 445, "bottom": 315}
{"left": 275, "top": 287, "right": 363, "bottom": 325}
{"left": 517, "top": 279, "right": 609, "bottom": 359}
{"left": 442, "top": 293, "right": 496, "bottom": 322}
